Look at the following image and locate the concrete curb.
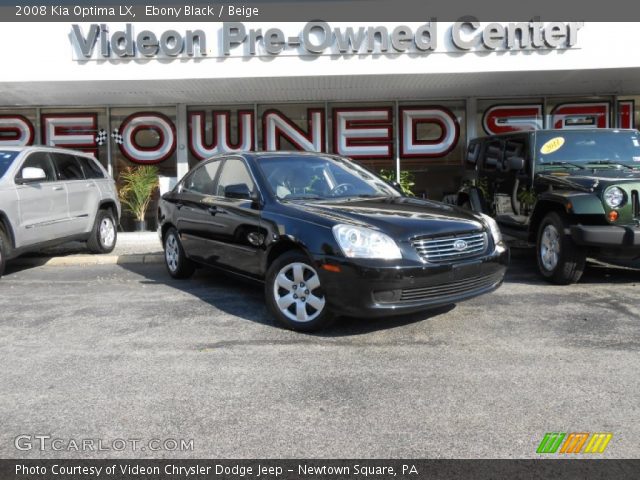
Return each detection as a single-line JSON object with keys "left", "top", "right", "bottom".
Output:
{"left": 12, "top": 253, "right": 164, "bottom": 267}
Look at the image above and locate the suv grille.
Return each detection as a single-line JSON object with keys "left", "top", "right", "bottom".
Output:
{"left": 632, "top": 190, "right": 639, "bottom": 219}
{"left": 411, "top": 231, "right": 487, "bottom": 263}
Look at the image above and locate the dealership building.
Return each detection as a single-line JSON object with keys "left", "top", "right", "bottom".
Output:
{"left": 1, "top": 21, "right": 639, "bottom": 226}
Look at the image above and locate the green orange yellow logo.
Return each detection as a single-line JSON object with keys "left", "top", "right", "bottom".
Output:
{"left": 537, "top": 432, "right": 612, "bottom": 454}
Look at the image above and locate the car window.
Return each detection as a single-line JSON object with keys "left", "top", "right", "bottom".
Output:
{"left": 182, "top": 159, "right": 222, "bottom": 195}
{"left": 482, "top": 140, "right": 504, "bottom": 170}
{"left": 52, "top": 153, "right": 85, "bottom": 181}
{"left": 76, "top": 156, "right": 105, "bottom": 179}
{"left": 0, "top": 150, "right": 19, "bottom": 179}
{"left": 16, "top": 152, "right": 56, "bottom": 182}
{"left": 217, "top": 158, "right": 255, "bottom": 197}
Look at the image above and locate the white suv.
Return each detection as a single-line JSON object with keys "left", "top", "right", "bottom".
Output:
{"left": 0, "top": 146, "right": 121, "bottom": 277}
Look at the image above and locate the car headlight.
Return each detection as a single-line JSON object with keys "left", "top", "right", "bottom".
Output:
{"left": 332, "top": 224, "right": 402, "bottom": 259}
{"left": 604, "top": 187, "right": 625, "bottom": 208}
{"left": 479, "top": 213, "right": 503, "bottom": 245}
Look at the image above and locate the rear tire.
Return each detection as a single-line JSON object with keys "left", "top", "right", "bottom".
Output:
{"left": 536, "top": 212, "right": 585, "bottom": 284}
{"left": 87, "top": 209, "right": 117, "bottom": 254}
{"left": 0, "top": 227, "right": 8, "bottom": 279}
{"left": 163, "top": 227, "right": 195, "bottom": 279}
{"left": 265, "top": 251, "right": 335, "bottom": 332}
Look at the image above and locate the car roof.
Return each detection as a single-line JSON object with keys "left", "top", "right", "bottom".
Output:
{"left": 0, "top": 145, "right": 97, "bottom": 158}
{"left": 200, "top": 150, "right": 346, "bottom": 162}
{"left": 473, "top": 128, "right": 638, "bottom": 141}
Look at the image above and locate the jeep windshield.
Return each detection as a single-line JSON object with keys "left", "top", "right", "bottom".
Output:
{"left": 535, "top": 130, "right": 640, "bottom": 169}
{"left": 0, "top": 151, "right": 19, "bottom": 179}
{"left": 257, "top": 154, "right": 400, "bottom": 201}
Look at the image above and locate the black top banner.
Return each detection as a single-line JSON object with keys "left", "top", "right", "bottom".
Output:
{"left": 1, "top": 459, "right": 640, "bottom": 480}
{"left": 2, "top": 0, "right": 640, "bottom": 21}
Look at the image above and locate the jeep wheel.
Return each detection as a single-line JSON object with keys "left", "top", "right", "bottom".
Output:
{"left": 87, "top": 209, "right": 117, "bottom": 254}
{"left": 536, "top": 212, "right": 585, "bottom": 284}
{"left": 265, "top": 251, "right": 335, "bottom": 332}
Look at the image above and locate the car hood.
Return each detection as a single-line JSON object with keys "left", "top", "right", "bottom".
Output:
{"left": 537, "top": 169, "right": 640, "bottom": 192}
{"left": 284, "top": 196, "right": 485, "bottom": 240}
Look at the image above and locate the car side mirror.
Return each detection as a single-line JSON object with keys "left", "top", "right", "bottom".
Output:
{"left": 508, "top": 156, "right": 525, "bottom": 172}
{"left": 16, "top": 167, "right": 47, "bottom": 184}
{"left": 224, "top": 183, "right": 253, "bottom": 200}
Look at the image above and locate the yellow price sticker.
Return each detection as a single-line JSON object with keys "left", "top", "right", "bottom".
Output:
{"left": 540, "top": 137, "right": 565, "bottom": 154}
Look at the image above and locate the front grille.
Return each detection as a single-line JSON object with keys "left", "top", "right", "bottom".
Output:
{"left": 399, "top": 272, "right": 503, "bottom": 303}
{"left": 632, "top": 190, "right": 639, "bottom": 218}
{"left": 411, "top": 231, "right": 487, "bottom": 263}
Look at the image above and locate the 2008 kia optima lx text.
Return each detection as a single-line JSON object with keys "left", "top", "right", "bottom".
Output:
{"left": 157, "top": 152, "right": 509, "bottom": 331}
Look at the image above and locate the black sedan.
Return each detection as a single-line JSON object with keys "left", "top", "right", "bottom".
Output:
{"left": 158, "top": 152, "right": 509, "bottom": 331}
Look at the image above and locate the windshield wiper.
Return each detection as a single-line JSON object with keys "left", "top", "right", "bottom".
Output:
{"left": 282, "top": 194, "right": 324, "bottom": 200}
{"left": 541, "top": 161, "right": 586, "bottom": 170}
{"left": 586, "top": 161, "right": 636, "bottom": 170}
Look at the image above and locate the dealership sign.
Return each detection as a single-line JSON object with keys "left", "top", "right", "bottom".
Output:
{"left": 70, "top": 21, "right": 582, "bottom": 59}
{"left": 0, "top": 101, "right": 632, "bottom": 164}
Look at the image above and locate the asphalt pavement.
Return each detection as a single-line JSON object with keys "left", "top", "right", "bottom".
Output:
{"left": 0, "top": 254, "right": 638, "bottom": 458}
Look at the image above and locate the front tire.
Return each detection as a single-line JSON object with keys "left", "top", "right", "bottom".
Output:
{"left": 536, "top": 212, "right": 585, "bottom": 284}
{"left": 265, "top": 251, "right": 335, "bottom": 332}
{"left": 164, "top": 227, "right": 195, "bottom": 279}
{"left": 87, "top": 209, "right": 117, "bottom": 254}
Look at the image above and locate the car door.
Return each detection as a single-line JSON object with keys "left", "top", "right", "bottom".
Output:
{"left": 51, "top": 152, "right": 99, "bottom": 234}
{"left": 208, "top": 157, "right": 265, "bottom": 276}
{"left": 183, "top": 157, "right": 265, "bottom": 276}
{"left": 173, "top": 158, "right": 224, "bottom": 263}
{"left": 14, "top": 151, "right": 69, "bottom": 247}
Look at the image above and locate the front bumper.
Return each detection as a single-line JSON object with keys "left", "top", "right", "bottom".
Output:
{"left": 313, "top": 245, "right": 509, "bottom": 318}
{"left": 571, "top": 225, "right": 640, "bottom": 247}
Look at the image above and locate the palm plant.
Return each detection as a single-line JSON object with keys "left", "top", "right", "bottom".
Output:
{"left": 118, "top": 166, "right": 159, "bottom": 228}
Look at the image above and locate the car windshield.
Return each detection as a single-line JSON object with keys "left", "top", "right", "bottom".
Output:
{"left": 535, "top": 130, "right": 640, "bottom": 168}
{"left": 0, "top": 151, "right": 19, "bottom": 179}
{"left": 256, "top": 154, "right": 401, "bottom": 200}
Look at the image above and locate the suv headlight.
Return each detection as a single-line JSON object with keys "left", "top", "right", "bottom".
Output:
{"left": 332, "top": 224, "right": 402, "bottom": 259}
{"left": 604, "top": 187, "right": 625, "bottom": 208}
{"left": 479, "top": 213, "right": 503, "bottom": 245}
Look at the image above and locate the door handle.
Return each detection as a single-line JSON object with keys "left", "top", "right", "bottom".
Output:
{"left": 53, "top": 186, "right": 64, "bottom": 191}
{"left": 86, "top": 183, "right": 96, "bottom": 188}
{"left": 207, "top": 206, "right": 226, "bottom": 215}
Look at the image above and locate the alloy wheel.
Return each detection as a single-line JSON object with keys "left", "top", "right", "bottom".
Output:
{"left": 540, "top": 224, "right": 560, "bottom": 271}
{"left": 165, "top": 234, "right": 179, "bottom": 273}
{"left": 273, "top": 262, "right": 325, "bottom": 323}
{"left": 99, "top": 217, "right": 116, "bottom": 248}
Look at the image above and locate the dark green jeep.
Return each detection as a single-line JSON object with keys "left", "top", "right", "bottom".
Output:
{"left": 458, "top": 128, "right": 640, "bottom": 284}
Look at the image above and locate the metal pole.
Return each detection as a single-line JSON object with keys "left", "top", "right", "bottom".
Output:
{"left": 106, "top": 106, "right": 113, "bottom": 177}
{"left": 254, "top": 103, "right": 259, "bottom": 151}
{"left": 324, "top": 101, "right": 329, "bottom": 153}
{"left": 394, "top": 100, "right": 400, "bottom": 181}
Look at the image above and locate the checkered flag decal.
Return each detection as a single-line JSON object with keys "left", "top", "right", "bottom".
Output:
{"left": 111, "top": 129, "right": 123, "bottom": 145}
{"left": 95, "top": 129, "right": 108, "bottom": 146}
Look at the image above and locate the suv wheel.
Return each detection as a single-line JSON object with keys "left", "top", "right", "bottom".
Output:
{"left": 164, "top": 227, "right": 195, "bottom": 279}
{"left": 536, "top": 212, "right": 586, "bottom": 284}
{"left": 87, "top": 209, "right": 117, "bottom": 254}
{"left": 265, "top": 251, "right": 335, "bottom": 332}
{"left": 0, "top": 227, "right": 8, "bottom": 279}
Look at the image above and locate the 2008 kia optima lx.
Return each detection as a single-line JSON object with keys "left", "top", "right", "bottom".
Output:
{"left": 158, "top": 152, "right": 508, "bottom": 331}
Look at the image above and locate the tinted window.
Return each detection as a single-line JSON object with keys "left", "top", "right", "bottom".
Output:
{"left": 182, "top": 159, "right": 221, "bottom": 195}
{"left": 217, "top": 158, "right": 255, "bottom": 197}
{"left": 0, "top": 150, "right": 19, "bottom": 179}
{"left": 53, "top": 153, "right": 85, "bottom": 180}
{"left": 17, "top": 152, "right": 56, "bottom": 182}
{"left": 76, "top": 156, "right": 105, "bottom": 179}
